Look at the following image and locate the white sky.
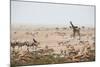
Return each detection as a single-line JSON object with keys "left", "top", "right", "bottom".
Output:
{"left": 11, "top": 1, "right": 95, "bottom": 27}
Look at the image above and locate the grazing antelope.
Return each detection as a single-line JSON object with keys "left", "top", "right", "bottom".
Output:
{"left": 30, "top": 38, "right": 40, "bottom": 52}
{"left": 31, "top": 32, "right": 39, "bottom": 37}
{"left": 11, "top": 41, "right": 20, "bottom": 49}
{"left": 11, "top": 38, "right": 40, "bottom": 52}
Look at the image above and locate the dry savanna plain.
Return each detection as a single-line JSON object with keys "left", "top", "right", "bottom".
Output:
{"left": 11, "top": 25, "right": 95, "bottom": 66}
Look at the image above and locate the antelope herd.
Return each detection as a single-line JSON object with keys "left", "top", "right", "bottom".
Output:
{"left": 11, "top": 22, "right": 95, "bottom": 66}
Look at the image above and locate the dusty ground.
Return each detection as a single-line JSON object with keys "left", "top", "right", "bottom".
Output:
{"left": 11, "top": 26, "right": 95, "bottom": 66}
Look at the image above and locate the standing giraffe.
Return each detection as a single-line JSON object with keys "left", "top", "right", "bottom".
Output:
{"left": 70, "top": 21, "right": 80, "bottom": 39}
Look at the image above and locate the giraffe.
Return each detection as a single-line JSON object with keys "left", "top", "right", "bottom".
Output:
{"left": 70, "top": 21, "right": 80, "bottom": 39}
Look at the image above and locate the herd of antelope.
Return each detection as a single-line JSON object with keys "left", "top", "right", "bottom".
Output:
{"left": 11, "top": 21, "right": 95, "bottom": 65}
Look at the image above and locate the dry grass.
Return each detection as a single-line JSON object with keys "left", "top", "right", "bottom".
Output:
{"left": 11, "top": 27, "right": 95, "bottom": 66}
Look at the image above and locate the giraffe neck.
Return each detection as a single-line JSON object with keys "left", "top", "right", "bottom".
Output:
{"left": 70, "top": 22, "right": 75, "bottom": 29}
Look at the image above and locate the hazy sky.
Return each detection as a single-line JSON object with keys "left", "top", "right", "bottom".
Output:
{"left": 11, "top": 1, "right": 95, "bottom": 27}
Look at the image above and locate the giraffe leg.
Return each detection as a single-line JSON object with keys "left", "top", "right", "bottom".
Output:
{"left": 73, "top": 30, "right": 75, "bottom": 38}
{"left": 77, "top": 30, "right": 80, "bottom": 39}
